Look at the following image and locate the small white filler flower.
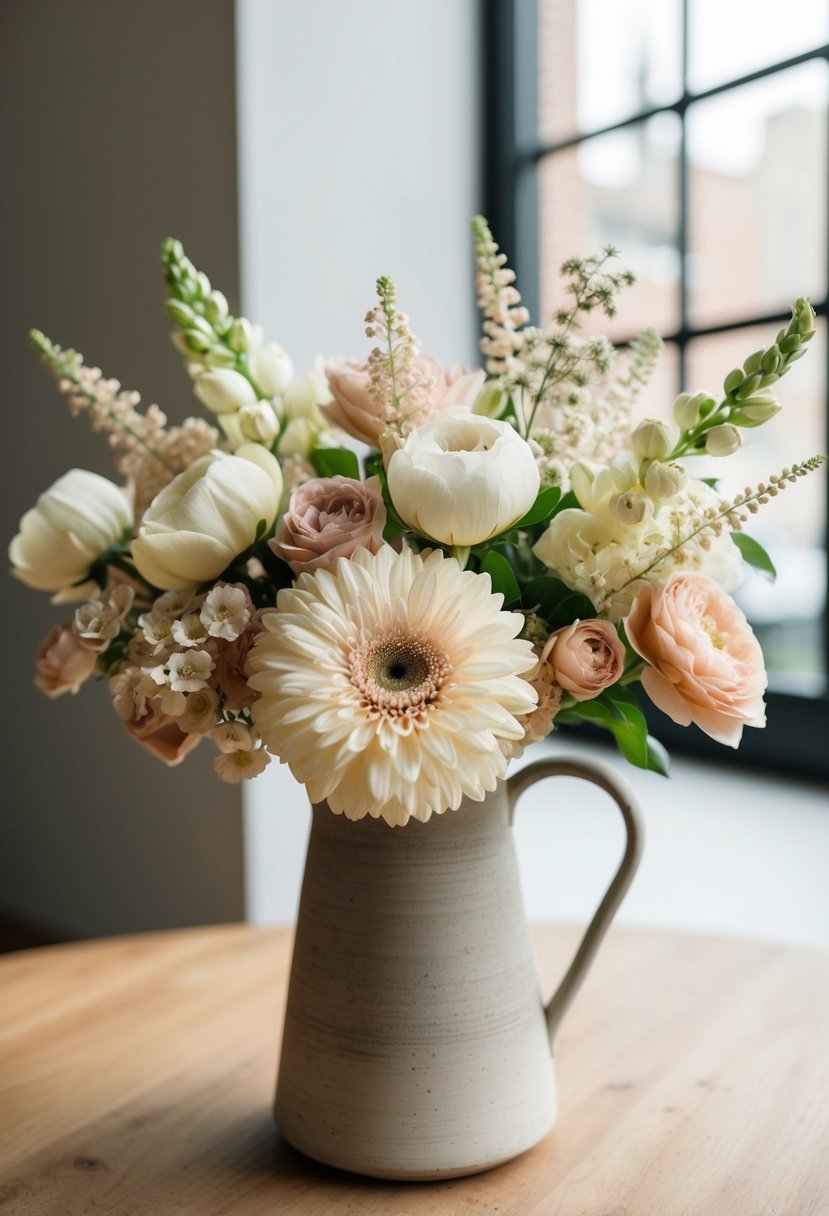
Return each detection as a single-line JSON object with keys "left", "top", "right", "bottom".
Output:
{"left": 248, "top": 545, "right": 538, "bottom": 826}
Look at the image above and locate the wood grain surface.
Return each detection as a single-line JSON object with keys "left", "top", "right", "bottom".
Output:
{"left": 1, "top": 924, "right": 828, "bottom": 1214}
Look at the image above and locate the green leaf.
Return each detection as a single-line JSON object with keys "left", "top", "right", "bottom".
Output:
{"left": 309, "top": 447, "right": 360, "bottom": 480}
{"left": 731, "top": 532, "right": 776, "bottom": 580}
{"left": 513, "top": 487, "right": 561, "bottom": 528}
{"left": 558, "top": 687, "right": 670, "bottom": 776}
{"left": 552, "top": 489, "right": 580, "bottom": 514}
{"left": 521, "top": 576, "right": 596, "bottom": 629}
{"left": 480, "top": 551, "right": 521, "bottom": 606}
{"left": 254, "top": 518, "right": 268, "bottom": 543}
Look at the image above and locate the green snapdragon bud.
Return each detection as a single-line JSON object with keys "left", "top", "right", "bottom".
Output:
{"left": 674, "top": 391, "right": 715, "bottom": 430}
{"left": 730, "top": 393, "right": 781, "bottom": 427}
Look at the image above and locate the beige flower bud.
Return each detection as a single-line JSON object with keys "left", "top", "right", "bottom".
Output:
{"left": 472, "top": 380, "right": 507, "bottom": 419}
{"left": 609, "top": 490, "right": 652, "bottom": 527}
{"left": 631, "top": 417, "right": 679, "bottom": 461}
{"left": 705, "top": 424, "right": 743, "bottom": 457}
{"left": 278, "top": 417, "right": 317, "bottom": 458}
{"left": 673, "top": 392, "right": 714, "bottom": 430}
{"left": 643, "top": 460, "right": 688, "bottom": 501}
{"left": 193, "top": 368, "right": 257, "bottom": 415}
{"left": 238, "top": 401, "right": 280, "bottom": 444}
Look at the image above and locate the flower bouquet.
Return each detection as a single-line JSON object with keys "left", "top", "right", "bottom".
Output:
{"left": 11, "top": 218, "right": 824, "bottom": 826}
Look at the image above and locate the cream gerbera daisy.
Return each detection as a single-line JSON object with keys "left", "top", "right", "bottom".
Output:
{"left": 248, "top": 545, "right": 538, "bottom": 825}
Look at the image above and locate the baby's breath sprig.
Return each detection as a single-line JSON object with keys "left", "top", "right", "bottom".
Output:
{"left": 162, "top": 239, "right": 265, "bottom": 395}
{"left": 472, "top": 215, "right": 530, "bottom": 377}
{"left": 599, "top": 456, "right": 827, "bottom": 610}
{"left": 28, "top": 329, "right": 218, "bottom": 516}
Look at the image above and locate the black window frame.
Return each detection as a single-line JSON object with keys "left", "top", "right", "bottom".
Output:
{"left": 484, "top": 0, "right": 829, "bottom": 782}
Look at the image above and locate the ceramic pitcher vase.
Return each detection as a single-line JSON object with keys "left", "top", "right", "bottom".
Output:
{"left": 274, "top": 755, "right": 644, "bottom": 1180}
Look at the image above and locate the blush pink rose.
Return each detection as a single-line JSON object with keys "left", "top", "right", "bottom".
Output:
{"left": 34, "top": 621, "right": 97, "bottom": 698}
{"left": 541, "top": 619, "right": 625, "bottom": 702}
{"left": 624, "top": 573, "right": 767, "bottom": 747}
{"left": 270, "top": 476, "right": 386, "bottom": 577}
{"left": 123, "top": 703, "right": 202, "bottom": 766}
{"left": 323, "top": 355, "right": 485, "bottom": 447}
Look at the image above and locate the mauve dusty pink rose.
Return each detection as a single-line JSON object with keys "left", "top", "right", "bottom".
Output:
{"left": 322, "top": 355, "right": 485, "bottom": 447}
{"left": 624, "top": 573, "right": 767, "bottom": 747}
{"left": 541, "top": 619, "right": 625, "bottom": 702}
{"left": 123, "top": 703, "right": 202, "bottom": 766}
{"left": 34, "top": 621, "right": 97, "bottom": 698}
{"left": 270, "top": 476, "right": 386, "bottom": 577}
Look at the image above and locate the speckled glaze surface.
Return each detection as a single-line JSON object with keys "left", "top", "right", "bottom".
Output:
{"left": 274, "top": 757, "right": 643, "bottom": 1180}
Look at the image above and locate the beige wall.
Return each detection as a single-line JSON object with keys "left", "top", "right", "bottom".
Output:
{"left": 0, "top": 0, "right": 245, "bottom": 935}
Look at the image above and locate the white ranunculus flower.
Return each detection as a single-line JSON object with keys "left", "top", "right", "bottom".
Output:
{"left": 131, "top": 445, "right": 283, "bottom": 590}
{"left": 193, "top": 368, "right": 257, "bottom": 415}
{"left": 249, "top": 341, "right": 293, "bottom": 397}
{"left": 9, "top": 469, "right": 133, "bottom": 600}
{"left": 386, "top": 410, "right": 540, "bottom": 546}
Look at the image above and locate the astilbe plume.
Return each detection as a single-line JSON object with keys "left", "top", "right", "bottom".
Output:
{"left": 364, "top": 277, "right": 436, "bottom": 435}
{"left": 29, "top": 330, "right": 220, "bottom": 518}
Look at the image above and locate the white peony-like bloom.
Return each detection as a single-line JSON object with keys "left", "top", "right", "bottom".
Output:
{"left": 9, "top": 469, "right": 133, "bottom": 601}
{"left": 248, "top": 545, "right": 538, "bottom": 826}
{"left": 386, "top": 410, "right": 540, "bottom": 546}
{"left": 533, "top": 477, "right": 742, "bottom": 620}
{"left": 131, "top": 445, "right": 282, "bottom": 590}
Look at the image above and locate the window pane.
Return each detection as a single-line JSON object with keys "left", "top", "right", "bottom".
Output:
{"left": 687, "top": 62, "right": 829, "bottom": 329}
{"left": 688, "top": 0, "right": 829, "bottom": 93}
{"left": 685, "top": 322, "right": 827, "bottom": 692}
{"left": 539, "top": 115, "right": 681, "bottom": 340}
{"left": 539, "top": 0, "right": 682, "bottom": 143}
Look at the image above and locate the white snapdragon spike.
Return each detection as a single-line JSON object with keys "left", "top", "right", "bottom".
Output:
{"left": 9, "top": 469, "right": 132, "bottom": 601}
{"left": 248, "top": 545, "right": 538, "bottom": 825}
{"left": 386, "top": 410, "right": 540, "bottom": 546}
{"left": 131, "top": 445, "right": 282, "bottom": 590}
{"left": 238, "top": 401, "right": 280, "bottom": 445}
{"left": 706, "top": 424, "right": 743, "bottom": 457}
{"left": 192, "top": 368, "right": 257, "bottom": 415}
{"left": 248, "top": 341, "right": 293, "bottom": 397}
{"left": 171, "top": 612, "right": 211, "bottom": 648}
{"left": 200, "top": 584, "right": 251, "bottom": 641}
{"left": 165, "top": 650, "right": 214, "bottom": 693}
{"left": 631, "top": 417, "right": 679, "bottom": 462}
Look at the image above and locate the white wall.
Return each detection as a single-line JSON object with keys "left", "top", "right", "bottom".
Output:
{"left": 235, "top": 0, "right": 484, "bottom": 923}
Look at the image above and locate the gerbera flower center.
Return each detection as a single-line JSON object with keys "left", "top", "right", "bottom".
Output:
{"left": 348, "top": 631, "right": 450, "bottom": 716}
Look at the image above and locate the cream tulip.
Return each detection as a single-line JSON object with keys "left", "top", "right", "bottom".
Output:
{"left": 131, "top": 445, "right": 282, "bottom": 590}
{"left": 9, "top": 468, "right": 132, "bottom": 599}
{"left": 386, "top": 411, "right": 540, "bottom": 546}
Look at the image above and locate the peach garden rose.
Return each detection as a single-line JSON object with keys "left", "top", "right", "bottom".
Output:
{"left": 624, "top": 573, "right": 767, "bottom": 748}
{"left": 541, "top": 619, "right": 625, "bottom": 702}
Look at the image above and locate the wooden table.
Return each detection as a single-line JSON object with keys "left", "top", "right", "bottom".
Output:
{"left": 1, "top": 924, "right": 827, "bottom": 1214}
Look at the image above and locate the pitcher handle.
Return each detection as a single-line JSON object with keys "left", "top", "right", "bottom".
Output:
{"left": 507, "top": 754, "right": 644, "bottom": 1052}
